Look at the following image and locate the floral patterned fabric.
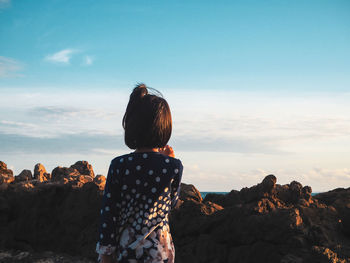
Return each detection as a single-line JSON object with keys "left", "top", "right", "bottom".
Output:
{"left": 96, "top": 152, "right": 183, "bottom": 263}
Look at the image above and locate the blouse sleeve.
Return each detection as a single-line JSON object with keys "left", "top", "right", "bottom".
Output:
{"left": 170, "top": 161, "right": 183, "bottom": 209}
{"left": 96, "top": 161, "right": 120, "bottom": 261}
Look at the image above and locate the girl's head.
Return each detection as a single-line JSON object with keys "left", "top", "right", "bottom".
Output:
{"left": 122, "top": 83, "right": 172, "bottom": 149}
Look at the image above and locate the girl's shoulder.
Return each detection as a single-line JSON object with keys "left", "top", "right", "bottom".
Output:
{"left": 110, "top": 152, "right": 182, "bottom": 168}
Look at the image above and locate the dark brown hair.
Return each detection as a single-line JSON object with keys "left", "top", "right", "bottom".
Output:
{"left": 122, "top": 83, "right": 172, "bottom": 149}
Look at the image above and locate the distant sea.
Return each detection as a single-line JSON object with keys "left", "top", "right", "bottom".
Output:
{"left": 200, "top": 192, "right": 320, "bottom": 199}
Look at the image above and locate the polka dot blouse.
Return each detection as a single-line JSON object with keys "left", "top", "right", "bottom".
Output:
{"left": 96, "top": 152, "right": 183, "bottom": 263}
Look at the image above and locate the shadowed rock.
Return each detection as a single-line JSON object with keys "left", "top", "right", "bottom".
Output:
{"left": 14, "top": 170, "right": 33, "bottom": 183}
{"left": 0, "top": 161, "right": 349, "bottom": 263}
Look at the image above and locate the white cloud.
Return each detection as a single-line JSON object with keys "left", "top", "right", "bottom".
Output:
{"left": 83, "top": 55, "right": 93, "bottom": 66}
{"left": 45, "top": 49, "right": 77, "bottom": 64}
{"left": 0, "top": 56, "right": 22, "bottom": 78}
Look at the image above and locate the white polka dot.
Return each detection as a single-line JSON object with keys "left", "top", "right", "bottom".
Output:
{"left": 148, "top": 198, "right": 152, "bottom": 203}
{"left": 105, "top": 206, "right": 110, "bottom": 211}
{"left": 100, "top": 209, "right": 103, "bottom": 214}
{"left": 107, "top": 193, "right": 111, "bottom": 198}
{"left": 155, "top": 177, "right": 160, "bottom": 182}
{"left": 145, "top": 212, "right": 149, "bottom": 217}
{"left": 113, "top": 217, "right": 116, "bottom": 222}
{"left": 132, "top": 188, "right": 136, "bottom": 193}
{"left": 174, "top": 168, "right": 179, "bottom": 174}
{"left": 122, "top": 185, "right": 127, "bottom": 190}
{"left": 100, "top": 233, "right": 103, "bottom": 239}
{"left": 136, "top": 225, "right": 141, "bottom": 230}
{"left": 144, "top": 182, "right": 148, "bottom": 187}
{"left": 136, "top": 165, "right": 141, "bottom": 171}
{"left": 151, "top": 187, "right": 156, "bottom": 193}
{"left": 165, "top": 158, "right": 170, "bottom": 163}
{"left": 136, "top": 193, "right": 140, "bottom": 198}
{"left": 143, "top": 153, "right": 148, "bottom": 158}
{"left": 128, "top": 156, "right": 133, "bottom": 161}
{"left": 144, "top": 204, "right": 148, "bottom": 209}
{"left": 116, "top": 169, "right": 119, "bottom": 174}
{"left": 137, "top": 218, "right": 142, "bottom": 223}
{"left": 157, "top": 217, "right": 161, "bottom": 222}
{"left": 152, "top": 219, "right": 157, "bottom": 225}
{"left": 150, "top": 208, "right": 154, "bottom": 212}
{"left": 164, "top": 187, "right": 169, "bottom": 192}
{"left": 120, "top": 158, "right": 124, "bottom": 162}
{"left": 103, "top": 223, "right": 107, "bottom": 228}
{"left": 162, "top": 168, "right": 167, "bottom": 174}
{"left": 147, "top": 222, "right": 152, "bottom": 227}
{"left": 125, "top": 169, "right": 129, "bottom": 175}
{"left": 148, "top": 170, "right": 153, "bottom": 175}
{"left": 136, "top": 179, "right": 141, "bottom": 185}
{"left": 111, "top": 233, "right": 115, "bottom": 238}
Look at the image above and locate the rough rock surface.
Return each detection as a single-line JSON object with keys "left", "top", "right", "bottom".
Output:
{"left": 0, "top": 161, "right": 349, "bottom": 263}
{"left": 0, "top": 161, "right": 14, "bottom": 187}
{"left": 51, "top": 161, "right": 95, "bottom": 187}
{"left": 33, "top": 163, "right": 51, "bottom": 182}
{"left": 0, "top": 249, "right": 94, "bottom": 263}
{"left": 14, "top": 169, "right": 33, "bottom": 182}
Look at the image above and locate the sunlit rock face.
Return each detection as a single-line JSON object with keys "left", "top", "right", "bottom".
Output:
{"left": 34, "top": 163, "right": 51, "bottom": 182}
{"left": 0, "top": 160, "right": 349, "bottom": 262}
{"left": 0, "top": 161, "right": 14, "bottom": 187}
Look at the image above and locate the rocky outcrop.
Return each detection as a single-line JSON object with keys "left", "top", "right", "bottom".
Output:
{"left": 0, "top": 161, "right": 349, "bottom": 262}
{"left": 51, "top": 161, "right": 95, "bottom": 188}
{"left": 33, "top": 163, "right": 50, "bottom": 182}
{"left": 0, "top": 161, "right": 14, "bottom": 187}
{"left": 170, "top": 175, "right": 350, "bottom": 263}
{"left": 93, "top": 174, "right": 107, "bottom": 190}
{"left": 14, "top": 170, "right": 33, "bottom": 183}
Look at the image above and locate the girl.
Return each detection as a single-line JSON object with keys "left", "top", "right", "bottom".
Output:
{"left": 96, "top": 84, "right": 183, "bottom": 263}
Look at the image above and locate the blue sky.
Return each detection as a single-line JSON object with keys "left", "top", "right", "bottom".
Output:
{"left": 1, "top": 0, "right": 350, "bottom": 191}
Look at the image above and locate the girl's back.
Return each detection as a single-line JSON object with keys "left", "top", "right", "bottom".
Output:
{"left": 96, "top": 84, "right": 183, "bottom": 263}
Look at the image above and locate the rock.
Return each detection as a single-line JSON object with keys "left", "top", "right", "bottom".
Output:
{"left": 70, "top": 161, "right": 95, "bottom": 178}
{"left": 179, "top": 183, "right": 202, "bottom": 202}
{"left": 33, "top": 163, "right": 51, "bottom": 182}
{"left": 0, "top": 161, "right": 14, "bottom": 185}
{"left": 1, "top": 165, "right": 350, "bottom": 263}
{"left": 51, "top": 161, "right": 94, "bottom": 187}
{"left": 93, "top": 174, "right": 106, "bottom": 190}
{"left": 51, "top": 166, "right": 79, "bottom": 182}
{"left": 14, "top": 170, "right": 33, "bottom": 182}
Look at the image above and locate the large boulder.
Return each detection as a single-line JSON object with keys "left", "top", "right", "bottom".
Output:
{"left": 70, "top": 161, "right": 95, "bottom": 178}
{"left": 14, "top": 169, "right": 33, "bottom": 183}
{"left": 0, "top": 161, "right": 14, "bottom": 185}
{"left": 33, "top": 163, "right": 51, "bottom": 182}
{"left": 51, "top": 161, "right": 94, "bottom": 188}
{"left": 93, "top": 174, "right": 106, "bottom": 190}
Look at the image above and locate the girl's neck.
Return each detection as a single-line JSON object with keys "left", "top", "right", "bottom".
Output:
{"left": 134, "top": 147, "right": 158, "bottom": 153}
